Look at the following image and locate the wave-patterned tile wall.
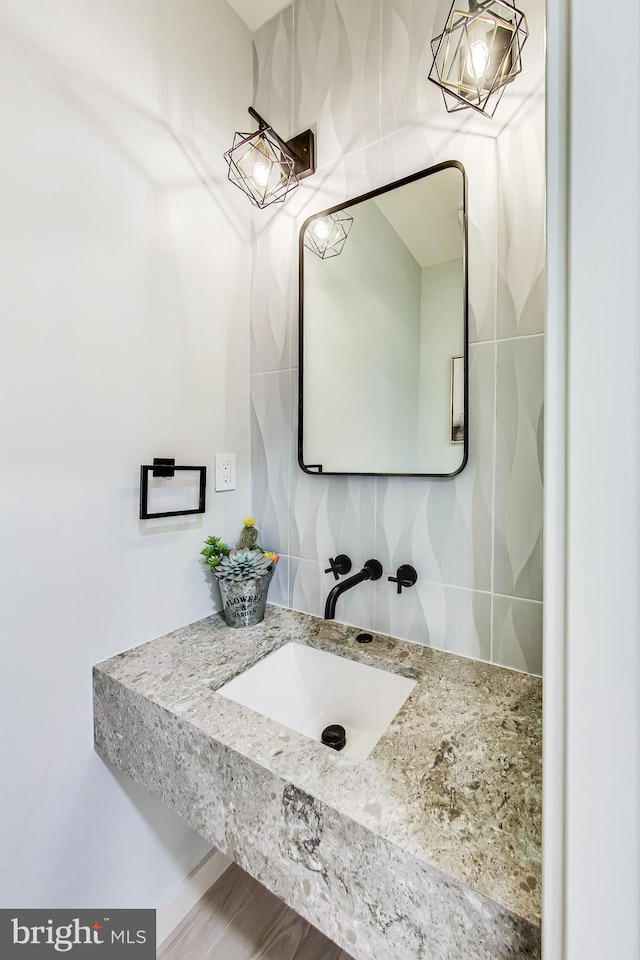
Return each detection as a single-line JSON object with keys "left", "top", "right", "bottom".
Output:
{"left": 249, "top": 0, "right": 545, "bottom": 675}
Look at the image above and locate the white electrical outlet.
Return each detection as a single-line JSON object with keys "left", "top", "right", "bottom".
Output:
{"left": 215, "top": 453, "right": 236, "bottom": 491}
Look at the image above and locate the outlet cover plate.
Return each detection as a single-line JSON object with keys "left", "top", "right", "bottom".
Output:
{"left": 215, "top": 453, "right": 236, "bottom": 491}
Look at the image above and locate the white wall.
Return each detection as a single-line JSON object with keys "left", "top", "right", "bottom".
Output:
{"left": 417, "top": 258, "right": 464, "bottom": 472}
{"left": 559, "top": 1, "right": 640, "bottom": 957}
{"left": 0, "top": 0, "right": 252, "bottom": 909}
{"left": 303, "top": 199, "right": 421, "bottom": 473}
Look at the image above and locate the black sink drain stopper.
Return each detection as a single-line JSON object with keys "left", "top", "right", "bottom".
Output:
{"left": 321, "top": 724, "right": 346, "bottom": 751}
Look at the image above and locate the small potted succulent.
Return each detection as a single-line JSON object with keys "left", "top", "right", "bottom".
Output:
{"left": 201, "top": 518, "right": 279, "bottom": 628}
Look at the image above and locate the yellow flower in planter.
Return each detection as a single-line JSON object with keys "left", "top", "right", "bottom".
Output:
{"left": 263, "top": 551, "right": 279, "bottom": 564}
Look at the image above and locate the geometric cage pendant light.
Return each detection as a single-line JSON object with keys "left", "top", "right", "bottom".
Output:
{"left": 303, "top": 211, "right": 354, "bottom": 259}
{"left": 429, "top": 0, "right": 528, "bottom": 118}
{"left": 224, "top": 107, "right": 316, "bottom": 209}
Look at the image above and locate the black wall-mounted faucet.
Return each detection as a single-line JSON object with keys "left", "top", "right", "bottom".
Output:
{"left": 324, "top": 559, "right": 383, "bottom": 620}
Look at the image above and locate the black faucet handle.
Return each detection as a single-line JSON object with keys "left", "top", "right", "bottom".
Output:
{"left": 324, "top": 554, "right": 352, "bottom": 580}
{"left": 388, "top": 564, "right": 418, "bottom": 595}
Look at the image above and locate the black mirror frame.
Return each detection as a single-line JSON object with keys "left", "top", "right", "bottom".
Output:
{"left": 298, "top": 159, "right": 469, "bottom": 479}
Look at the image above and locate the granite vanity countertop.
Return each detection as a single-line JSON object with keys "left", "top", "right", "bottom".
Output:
{"left": 94, "top": 606, "right": 542, "bottom": 931}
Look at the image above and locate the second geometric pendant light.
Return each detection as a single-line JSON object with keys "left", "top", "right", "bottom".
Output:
{"left": 429, "top": 0, "right": 529, "bottom": 118}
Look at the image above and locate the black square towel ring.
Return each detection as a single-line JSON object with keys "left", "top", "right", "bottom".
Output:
{"left": 139, "top": 458, "right": 207, "bottom": 520}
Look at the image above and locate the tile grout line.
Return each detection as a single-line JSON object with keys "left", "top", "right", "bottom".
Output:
{"left": 287, "top": 2, "right": 296, "bottom": 607}
{"left": 289, "top": 1, "right": 295, "bottom": 614}
{"left": 271, "top": 592, "right": 541, "bottom": 678}
{"left": 287, "top": 369, "right": 292, "bottom": 607}
{"left": 288, "top": 0, "right": 294, "bottom": 607}
{"left": 251, "top": 335, "right": 544, "bottom": 380}
{"left": 290, "top": 1, "right": 295, "bottom": 139}
{"left": 489, "top": 133, "right": 500, "bottom": 665}
{"left": 373, "top": 478, "right": 378, "bottom": 631}
{"left": 495, "top": 332, "right": 544, "bottom": 342}
{"left": 281, "top": 555, "right": 542, "bottom": 604}
{"left": 469, "top": 332, "right": 544, "bottom": 346}
{"left": 490, "top": 339, "right": 498, "bottom": 663}
{"left": 309, "top": 53, "right": 543, "bottom": 179}
{"left": 373, "top": 0, "right": 381, "bottom": 614}
{"left": 374, "top": 0, "right": 382, "bottom": 634}
{"left": 269, "top": 565, "right": 542, "bottom": 677}
{"left": 493, "top": 592, "right": 543, "bottom": 606}
{"left": 251, "top": 367, "right": 298, "bottom": 377}
{"left": 378, "top": 0, "right": 382, "bottom": 150}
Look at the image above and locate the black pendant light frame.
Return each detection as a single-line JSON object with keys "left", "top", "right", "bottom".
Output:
{"left": 429, "top": 0, "right": 529, "bottom": 118}
{"left": 224, "top": 107, "right": 316, "bottom": 209}
{"left": 303, "top": 210, "right": 354, "bottom": 259}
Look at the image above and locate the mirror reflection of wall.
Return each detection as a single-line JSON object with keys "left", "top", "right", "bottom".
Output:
{"left": 300, "top": 163, "right": 467, "bottom": 477}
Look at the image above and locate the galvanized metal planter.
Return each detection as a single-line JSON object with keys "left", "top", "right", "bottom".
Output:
{"left": 217, "top": 566, "right": 274, "bottom": 628}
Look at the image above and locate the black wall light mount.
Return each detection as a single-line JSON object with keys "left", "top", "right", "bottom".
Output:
{"left": 139, "top": 458, "right": 207, "bottom": 520}
{"left": 247, "top": 108, "right": 316, "bottom": 182}
{"left": 224, "top": 107, "right": 316, "bottom": 209}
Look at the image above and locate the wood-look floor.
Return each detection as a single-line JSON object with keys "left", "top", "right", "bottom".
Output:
{"left": 158, "top": 863, "right": 355, "bottom": 960}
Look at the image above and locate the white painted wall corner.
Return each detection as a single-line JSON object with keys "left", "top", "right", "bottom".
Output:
{"left": 156, "top": 849, "right": 231, "bottom": 948}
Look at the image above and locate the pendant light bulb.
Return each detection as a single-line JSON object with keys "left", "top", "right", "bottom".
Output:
{"left": 313, "top": 218, "right": 331, "bottom": 241}
{"left": 429, "top": 0, "right": 529, "bottom": 119}
{"left": 252, "top": 161, "right": 271, "bottom": 187}
{"left": 468, "top": 39, "right": 490, "bottom": 79}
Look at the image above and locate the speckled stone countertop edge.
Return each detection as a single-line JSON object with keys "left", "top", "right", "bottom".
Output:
{"left": 94, "top": 605, "right": 542, "bottom": 926}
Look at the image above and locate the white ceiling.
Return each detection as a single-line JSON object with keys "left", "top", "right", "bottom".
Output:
{"left": 227, "top": 0, "right": 292, "bottom": 31}
{"left": 373, "top": 168, "right": 464, "bottom": 268}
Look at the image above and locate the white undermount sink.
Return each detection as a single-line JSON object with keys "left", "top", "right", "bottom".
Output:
{"left": 217, "top": 641, "right": 417, "bottom": 760}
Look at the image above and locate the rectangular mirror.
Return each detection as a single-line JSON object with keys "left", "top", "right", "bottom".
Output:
{"left": 298, "top": 161, "right": 468, "bottom": 477}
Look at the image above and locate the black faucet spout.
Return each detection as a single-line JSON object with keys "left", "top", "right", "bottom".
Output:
{"left": 324, "top": 559, "right": 383, "bottom": 620}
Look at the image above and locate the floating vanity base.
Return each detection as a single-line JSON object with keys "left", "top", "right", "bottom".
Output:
{"left": 93, "top": 607, "right": 541, "bottom": 960}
